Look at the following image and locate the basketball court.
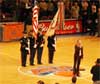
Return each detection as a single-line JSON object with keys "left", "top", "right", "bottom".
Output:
{"left": 0, "top": 35, "right": 100, "bottom": 84}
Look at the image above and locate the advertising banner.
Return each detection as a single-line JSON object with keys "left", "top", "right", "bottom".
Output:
{"left": 1, "top": 22, "right": 24, "bottom": 41}
{"left": 39, "top": 19, "right": 82, "bottom": 34}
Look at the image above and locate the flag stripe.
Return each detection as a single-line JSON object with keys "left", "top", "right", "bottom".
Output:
{"left": 32, "top": 5, "right": 38, "bottom": 38}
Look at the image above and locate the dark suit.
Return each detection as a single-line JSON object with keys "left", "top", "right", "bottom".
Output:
{"left": 88, "top": 12, "right": 98, "bottom": 36}
{"left": 20, "top": 36, "right": 29, "bottom": 67}
{"left": 73, "top": 45, "right": 83, "bottom": 76}
{"left": 47, "top": 34, "right": 56, "bottom": 64}
{"left": 80, "top": 8, "right": 90, "bottom": 33}
{"left": 36, "top": 33, "right": 45, "bottom": 64}
{"left": 28, "top": 36, "right": 36, "bottom": 65}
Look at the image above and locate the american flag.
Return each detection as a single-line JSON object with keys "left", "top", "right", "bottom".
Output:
{"left": 32, "top": 0, "right": 38, "bottom": 38}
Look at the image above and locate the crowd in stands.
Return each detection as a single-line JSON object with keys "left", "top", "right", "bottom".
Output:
{"left": 0, "top": 0, "right": 100, "bottom": 36}
{"left": 0, "top": 0, "right": 100, "bottom": 22}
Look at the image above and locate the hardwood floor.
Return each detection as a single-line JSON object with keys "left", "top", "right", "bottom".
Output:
{"left": 0, "top": 35, "right": 100, "bottom": 84}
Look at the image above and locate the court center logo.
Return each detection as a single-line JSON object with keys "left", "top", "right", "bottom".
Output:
{"left": 19, "top": 65, "right": 85, "bottom": 77}
{"left": 31, "top": 66, "right": 73, "bottom": 77}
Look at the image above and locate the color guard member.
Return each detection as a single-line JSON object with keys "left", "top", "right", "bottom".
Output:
{"left": 47, "top": 34, "right": 56, "bottom": 64}
{"left": 36, "top": 28, "right": 45, "bottom": 64}
{"left": 28, "top": 31, "right": 37, "bottom": 66}
{"left": 20, "top": 31, "right": 29, "bottom": 67}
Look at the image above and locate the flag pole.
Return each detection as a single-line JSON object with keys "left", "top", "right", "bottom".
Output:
{"left": 58, "top": 0, "right": 64, "bottom": 30}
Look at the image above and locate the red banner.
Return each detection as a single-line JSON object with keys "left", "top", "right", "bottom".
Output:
{"left": 39, "top": 19, "right": 82, "bottom": 35}
{"left": 1, "top": 22, "right": 24, "bottom": 41}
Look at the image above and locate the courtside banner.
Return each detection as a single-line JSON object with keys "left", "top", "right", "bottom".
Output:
{"left": 39, "top": 19, "right": 82, "bottom": 34}
{"left": 1, "top": 22, "right": 24, "bottom": 41}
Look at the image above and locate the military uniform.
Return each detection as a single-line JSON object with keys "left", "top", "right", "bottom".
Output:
{"left": 28, "top": 35, "right": 37, "bottom": 65}
{"left": 36, "top": 32, "right": 45, "bottom": 64}
{"left": 20, "top": 33, "right": 29, "bottom": 67}
{"left": 47, "top": 34, "right": 56, "bottom": 64}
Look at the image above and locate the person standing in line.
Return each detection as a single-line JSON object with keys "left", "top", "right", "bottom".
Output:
{"left": 47, "top": 34, "right": 56, "bottom": 64}
{"left": 36, "top": 28, "right": 45, "bottom": 64}
{"left": 73, "top": 40, "right": 83, "bottom": 76}
{"left": 28, "top": 31, "right": 37, "bottom": 66}
{"left": 90, "top": 58, "right": 100, "bottom": 84}
{"left": 20, "top": 31, "right": 29, "bottom": 67}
